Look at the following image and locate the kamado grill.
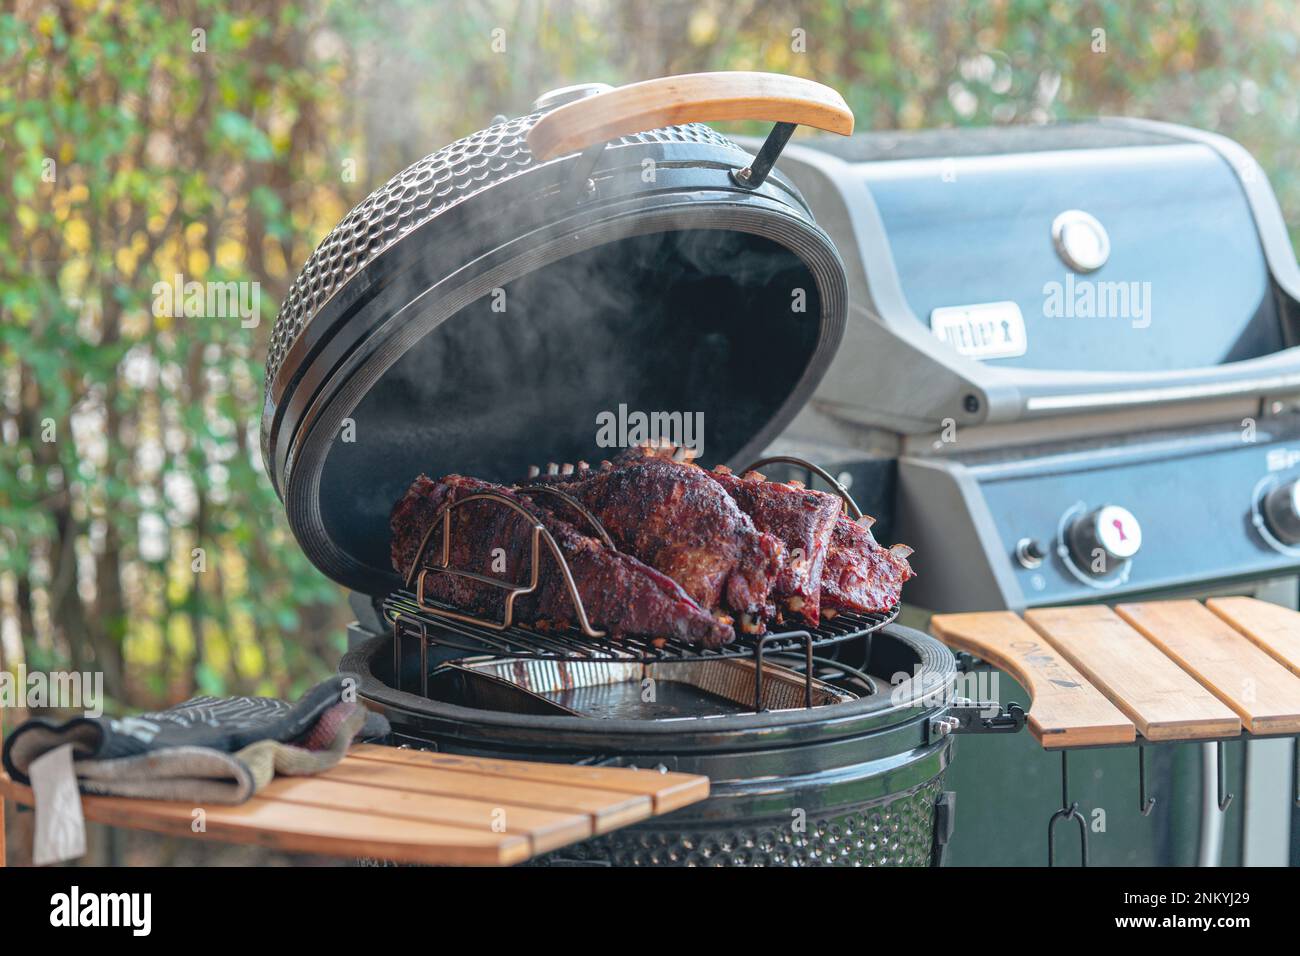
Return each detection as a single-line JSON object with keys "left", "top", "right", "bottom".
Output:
{"left": 263, "top": 72, "right": 981, "bottom": 866}
{"left": 263, "top": 70, "right": 1300, "bottom": 867}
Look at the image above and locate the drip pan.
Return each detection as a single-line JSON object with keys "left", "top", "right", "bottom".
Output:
{"left": 427, "top": 656, "right": 857, "bottom": 719}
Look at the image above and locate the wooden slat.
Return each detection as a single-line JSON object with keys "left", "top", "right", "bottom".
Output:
{"left": 1207, "top": 596, "right": 1300, "bottom": 677}
{"left": 0, "top": 772, "right": 528, "bottom": 866}
{"left": 348, "top": 743, "right": 709, "bottom": 813}
{"left": 931, "top": 612, "right": 1135, "bottom": 748}
{"left": 323, "top": 757, "right": 653, "bottom": 834}
{"left": 1025, "top": 605, "right": 1240, "bottom": 741}
{"left": 1117, "top": 600, "right": 1300, "bottom": 735}
{"left": 259, "top": 776, "right": 591, "bottom": 855}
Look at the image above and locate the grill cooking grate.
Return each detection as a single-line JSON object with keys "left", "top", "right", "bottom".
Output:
{"left": 386, "top": 589, "right": 896, "bottom": 662}
{"left": 384, "top": 588, "right": 897, "bottom": 708}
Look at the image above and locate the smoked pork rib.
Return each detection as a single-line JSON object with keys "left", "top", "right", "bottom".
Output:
{"left": 706, "top": 466, "right": 840, "bottom": 627}
{"left": 527, "top": 452, "right": 785, "bottom": 631}
{"left": 390, "top": 474, "right": 734, "bottom": 647}
{"left": 820, "top": 514, "right": 914, "bottom": 616}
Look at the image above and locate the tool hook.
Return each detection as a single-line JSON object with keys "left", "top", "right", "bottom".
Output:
{"left": 1217, "top": 740, "right": 1234, "bottom": 813}
{"left": 1138, "top": 744, "right": 1156, "bottom": 816}
{"left": 1047, "top": 750, "right": 1089, "bottom": 867}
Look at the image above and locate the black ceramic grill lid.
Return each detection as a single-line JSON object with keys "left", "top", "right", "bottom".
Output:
{"left": 261, "top": 72, "right": 855, "bottom": 596}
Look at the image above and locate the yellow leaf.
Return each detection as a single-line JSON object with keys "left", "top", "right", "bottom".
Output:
{"left": 167, "top": 612, "right": 194, "bottom": 656}
{"left": 216, "top": 239, "right": 243, "bottom": 270}
{"left": 115, "top": 245, "right": 138, "bottom": 276}
{"left": 65, "top": 218, "right": 91, "bottom": 252}
{"left": 766, "top": 46, "right": 792, "bottom": 70}
{"left": 126, "top": 622, "right": 163, "bottom": 666}
{"left": 688, "top": 10, "right": 719, "bottom": 45}
{"left": 901, "top": 97, "right": 925, "bottom": 129}
{"left": 237, "top": 641, "right": 266, "bottom": 676}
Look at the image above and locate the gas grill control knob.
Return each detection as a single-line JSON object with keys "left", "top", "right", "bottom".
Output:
{"left": 1068, "top": 505, "right": 1142, "bottom": 573}
{"left": 1263, "top": 479, "right": 1300, "bottom": 545}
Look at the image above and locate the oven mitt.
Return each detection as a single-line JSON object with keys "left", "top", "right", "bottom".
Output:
{"left": 70, "top": 702, "right": 374, "bottom": 804}
{"left": 2, "top": 675, "right": 390, "bottom": 804}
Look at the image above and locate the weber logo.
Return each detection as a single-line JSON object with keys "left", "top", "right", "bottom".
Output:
{"left": 930, "top": 301, "right": 1028, "bottom": 360}
{"left": 50, "top": 886, "right": 152, "bottom": 936}
{"left": 1267, "top": 447, "right": 1300, "bottom": 472}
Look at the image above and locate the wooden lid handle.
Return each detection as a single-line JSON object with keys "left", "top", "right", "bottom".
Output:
{"left": 526, "top": 71, "right": 854, "bottom": 162}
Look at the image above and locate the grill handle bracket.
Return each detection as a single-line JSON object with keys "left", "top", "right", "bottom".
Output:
{"left": 731, "top": 121, "right": 797, "bottom": 190}
{"left": 930, "top": 699, "right": 1026, "bottom": 741}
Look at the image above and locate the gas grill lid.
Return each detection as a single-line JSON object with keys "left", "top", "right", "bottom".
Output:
{"left": 855, "top": 127, "right": 1281, "bottom": 373}
{"left": 261, "top": 72, "right": 854, "bottom": 596}
{"left": 776, "top": 119, "right": 1300, "bottom": 434}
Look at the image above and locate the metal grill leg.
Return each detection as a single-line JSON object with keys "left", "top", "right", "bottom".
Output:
{"left": 1293, "top": 736, "right": 1300, "bottom": 809}
{"left": 1198, "top": 741, "right": 1226, "bottom": 867}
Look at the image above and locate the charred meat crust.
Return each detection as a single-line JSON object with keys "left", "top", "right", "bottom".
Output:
{"left": 526, "top": 453, "right": 785, "bottom": 629}
{"left": 390, "top": 474, "right": 734, "bottom": 647}
{"left": 603, "top": 443, "right": 913, "bottom": 617}
{"left": 820, "top": 513, "right": 915, "bottom": 615}
{"left": 706, "top": 466, "right": 841, "bottom": 627}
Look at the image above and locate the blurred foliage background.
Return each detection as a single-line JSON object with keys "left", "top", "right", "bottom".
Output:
{"left": 2, "top": 0, "right": 1299, "bottom": 713}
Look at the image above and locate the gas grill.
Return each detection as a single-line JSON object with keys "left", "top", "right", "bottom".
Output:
{"left": 769, "top": 120, "right": 1300, "bottom": 866}
{"left": 774, "top": 120, "right": 1300, "bottom": 614}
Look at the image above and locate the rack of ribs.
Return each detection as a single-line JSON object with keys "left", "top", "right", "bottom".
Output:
{"left": 706, "top": 465, "right": 841, "bottom": 627}
{"left": 524, "top": 451, "right": 785, "bottom": 633}
{"left": 390, "top": 474, "right": 735, "bottom": 647}
{"left": 569, "top": 443, "right": 914, "bottom": 619}
{"left": 820, "top": 513, "right": 914, "bottom": 616}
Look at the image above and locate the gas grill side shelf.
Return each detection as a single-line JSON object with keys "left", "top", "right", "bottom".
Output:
{"left": 931, "top": 598, "right": 1300, "bottom": 748}
{"left": 930, "top": 597, "right": 1300, "bottom": 866}
{"left": 930, "top": 610, "right": 1136, "bottom": 749}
